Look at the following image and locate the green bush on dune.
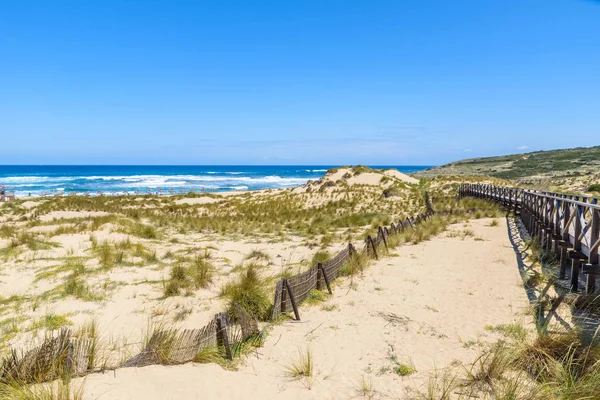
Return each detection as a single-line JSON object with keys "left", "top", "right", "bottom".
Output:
{"left": 220, "top": 265, "right": 271, "bottom": 320}
{"left": 588, "top": 184, "right": 600, "bottom": 192}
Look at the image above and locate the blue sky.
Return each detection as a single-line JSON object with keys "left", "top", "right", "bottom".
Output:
{"left": 1, "top": 1, "right": 599, "bottom": 165}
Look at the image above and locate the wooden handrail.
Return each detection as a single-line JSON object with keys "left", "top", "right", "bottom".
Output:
{"left": 460, "top": 183, "right": 600, "bottom": 295}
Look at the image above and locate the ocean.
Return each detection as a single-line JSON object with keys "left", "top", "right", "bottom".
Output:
{"left": 0, "top": 165, "right": 431, "bottom": 196}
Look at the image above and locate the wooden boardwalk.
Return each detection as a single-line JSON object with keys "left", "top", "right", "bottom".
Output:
{"left": 460, "top": 183, "right": 599, "bottom": 295}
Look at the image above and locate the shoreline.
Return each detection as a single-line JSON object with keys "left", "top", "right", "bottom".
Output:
{"left": 0, "top": 165, "right": 432, "bottom": 200}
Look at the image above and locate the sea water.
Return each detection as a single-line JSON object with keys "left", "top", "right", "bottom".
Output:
{"left": 0, "top": 165, "right": 431, "bottom": 196}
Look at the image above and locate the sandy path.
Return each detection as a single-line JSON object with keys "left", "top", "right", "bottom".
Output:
{"left": 79, "top": 218, "right": 530, "bottom": 399}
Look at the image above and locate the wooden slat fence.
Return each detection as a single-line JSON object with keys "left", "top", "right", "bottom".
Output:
{"left": 1, "top": 306, "right": 260, "bottom": 384}
{"left": 1, "top": 191, "right": 435, "bottom": 384}
{"left": 460, "top": 183, "right": 600, "bottom": 295}
{"left": 271, "top": 191, "right": 435, "bottom": 321}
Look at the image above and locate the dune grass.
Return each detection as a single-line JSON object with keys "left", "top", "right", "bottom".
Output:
{"left": 0, "top": 377, "right": 85, "bottom": 400}
{"left": 163, "top": 252, "right": 215, "bottom": 297}
{"left": 220, "top": 265, "right": 272, "bottom": 320}
{"left": 283, "top": 348, "right": 314, "bottom": 389}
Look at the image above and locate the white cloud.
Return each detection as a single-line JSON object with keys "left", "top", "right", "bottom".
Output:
{"left": 516, "top": 145, "right": 529, "bottom": 150}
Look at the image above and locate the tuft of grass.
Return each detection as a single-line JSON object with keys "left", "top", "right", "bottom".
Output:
{"left": 320, "top": 303, "right": 340, "bottom": 312}
{"left": 31, "top": 314, "right": 73, "bottom": 331}
{"left": 484, "top": 323, "right": 528, "bottom": 340}
{"left": 417, "top": 369, "right": 459, "bottom": 400}
{"left": 245, "top": 249, "right": 271, "bottom": 262}
{"left": 96, "top": 241, "right": 115, "bottom": 269}
{"left": 130, "top": 223, "right": 158, "bottom": 239}
{"left": 358, "top": 375, "right": 375, "bottom": 399}
{"left": 194, "top": 346, "right": 223, "bottom": 364}
{"left": 464, "top": 344, "right": 512, "bottom": 387}
{"left": 283, "top": 348, "right": 314, "bottom": 389}
{"left": 220, "top": 265, "right": 271, "bottom": 320}
{"left": 338, "top": 250, "right": 369, "bottom": 277}
{"left": 189, "top": 253, "right": 214, "bottom": 289}
{"left": 588, "top": 183, "right": 600, "bottom": 192}
{"left": 460, "top": 324, "right": 600, "bottom": 399}
{"left": 310, "top": 250, "right": 330, "bottom": 265}
{"left": 163, "top": 264, "right": 189, "bottom": 297}
{"left": 304, "top": 289, "right": 330, "bottom": 306}
{"left": 0, "top": 377, "right": 85, "bottom": 400}
{"left": 163, "top": 253, "right": 215, "bottom": 296}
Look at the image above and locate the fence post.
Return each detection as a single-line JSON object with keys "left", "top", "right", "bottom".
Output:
{"left": 378, "top": 226, "right": 388, "bottom": 250}
{"left": 348, "top": 242, "right": 356, "bottom": 257}
{"left": 283, "top": 278, "right": 301, "bottom": 320}
{"left": 216, "top": 314, "right": 233, "bottom": 360}
{"left": 317, "top": 262, "right": 332, "bottom": 294}
{"left": 316, "top": 264, "right": 322, "bottom": 291}
{"left": 366, "top": 235, "right": 378, "bottom": 259}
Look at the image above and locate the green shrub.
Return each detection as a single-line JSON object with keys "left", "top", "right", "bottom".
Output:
{"left": 220, "top": 266, "right": 271, "bottom": 320}
{"left": 588, "top": 184, "right": 600, "bottom": 192}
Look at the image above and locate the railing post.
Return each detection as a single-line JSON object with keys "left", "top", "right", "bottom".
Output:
{"left": 585, "top": 203, "right": 599, "bottom": 295}
{"left": 559, "top": 200, "right": 571, "bottom": 279}
{"left": 570, "top": 203, "right": 583, "bottom": 292}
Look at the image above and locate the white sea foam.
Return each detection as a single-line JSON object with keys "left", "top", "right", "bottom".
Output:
{"left": 3, "top": 172, "right": 313, "bottom": 195}
{"left": 1, "top": 176, "right": 75, "bottom": 183}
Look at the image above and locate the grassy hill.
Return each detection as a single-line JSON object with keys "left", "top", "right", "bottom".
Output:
{"left": 414, "top": 146, "right": 600, "bottom": 193}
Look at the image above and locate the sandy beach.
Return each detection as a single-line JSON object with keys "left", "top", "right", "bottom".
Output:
{"left": 2, "top": 167, "right": 598, "bottom": 399}
{"left": 1, "top": 167, "right": 536, "bottom": 399}
{"left": 75, "top": 217, "right": 531, "bottom": 399}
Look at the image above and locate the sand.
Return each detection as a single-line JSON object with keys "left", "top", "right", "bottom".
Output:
{"left": 322, "top": 167, "right": 418, "bottom": 187}
{"left": 0, "top": 167, "right": 535, "bottom": 399}
{"left": 76, "top": 217, "right": 531, "bottom": 399}
{"left": 39, "top": 211, "right": 111, "bottom": 222}
{"left": 174, "top": 197, "right": 221, "bottom": 205}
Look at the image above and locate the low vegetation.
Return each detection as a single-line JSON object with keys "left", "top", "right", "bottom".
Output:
{"left": 283, "top": 348, "right": 314, "bottom": 389}
{"left": 6, "top": 165, "right": 594, "bottom": 397}
{"left": 220, "top": 265, "right": 271, "bottom": 320}
{"left": 415, "top": 145, "right": 600, "bottom": 194}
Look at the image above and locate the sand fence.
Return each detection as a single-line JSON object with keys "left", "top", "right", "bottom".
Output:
{"left": 0, "top": 192, "right": 435, "bottom": 385}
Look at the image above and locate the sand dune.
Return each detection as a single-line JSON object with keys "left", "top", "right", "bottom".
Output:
{"left": 77, "top": 218, "right": 529, "bottom": 399}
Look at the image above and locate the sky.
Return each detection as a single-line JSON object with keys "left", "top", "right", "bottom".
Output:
{"left": 1, "top": 0, "right": 599, "bottom": 166}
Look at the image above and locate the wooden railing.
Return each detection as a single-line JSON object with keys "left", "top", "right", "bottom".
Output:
{"left": 460, "top": 183, "right": 600, "bottom": 295}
